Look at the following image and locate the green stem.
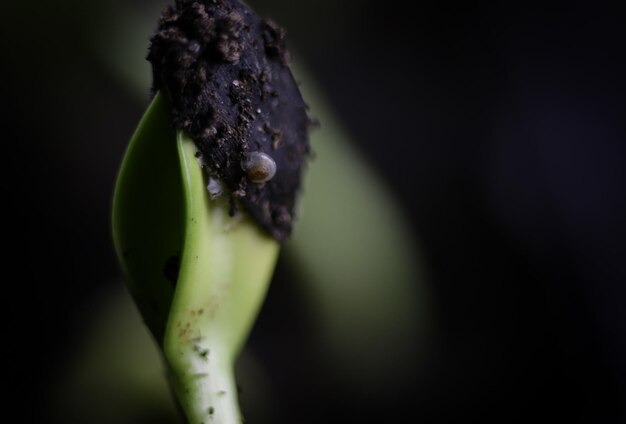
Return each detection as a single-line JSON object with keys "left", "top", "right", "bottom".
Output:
{"left": 168, "top": 346, "right": 239, "bottom": 423}
{"left": 163, "top": 132, "right": 279, "bottom": 424}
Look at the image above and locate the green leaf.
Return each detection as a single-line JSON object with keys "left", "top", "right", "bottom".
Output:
{"left": 112, "top": 93, "right": 182, "bottom": 343}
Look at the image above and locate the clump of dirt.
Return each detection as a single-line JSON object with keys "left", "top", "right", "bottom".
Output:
{"left": 148, "top": 0, "right": 312, "bottom": 241}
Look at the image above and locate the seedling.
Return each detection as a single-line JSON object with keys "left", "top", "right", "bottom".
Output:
{"left": 112, "top": 1, "right": 311, "bottom": 422}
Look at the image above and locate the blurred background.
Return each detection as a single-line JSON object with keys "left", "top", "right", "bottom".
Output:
{"left": 3, "top": 1, "right": 625, "bottom": 422}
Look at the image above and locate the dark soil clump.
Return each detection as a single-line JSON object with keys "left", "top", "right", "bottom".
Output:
{"left": 148, "top": 0, "right": 312, "bottom": 241}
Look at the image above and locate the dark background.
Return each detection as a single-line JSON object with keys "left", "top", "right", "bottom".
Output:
{"left": 3, "top": 1, "right": 625, "bottom": 422}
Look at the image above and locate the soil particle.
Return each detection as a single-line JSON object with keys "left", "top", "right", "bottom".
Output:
{"left": 148, "top": 0, "right": 312, "bottom": 241}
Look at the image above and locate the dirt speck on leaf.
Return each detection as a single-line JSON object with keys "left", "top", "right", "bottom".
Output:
{"left": 163, "top": 255, "right": 180, "bottom": 285}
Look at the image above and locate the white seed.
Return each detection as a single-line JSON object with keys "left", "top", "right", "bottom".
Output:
{"left": 241, "top": 152, "right": 277, "bottom": 183}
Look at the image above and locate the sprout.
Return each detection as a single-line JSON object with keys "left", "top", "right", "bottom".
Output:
{"left": 113, "top": 1, "right": 312, "bottom": 423}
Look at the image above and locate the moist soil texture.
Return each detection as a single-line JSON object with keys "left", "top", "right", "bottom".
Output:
{"left": 148, "top": 0, "right": 312, "bottom": 241}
